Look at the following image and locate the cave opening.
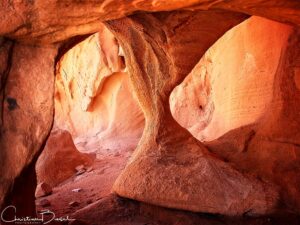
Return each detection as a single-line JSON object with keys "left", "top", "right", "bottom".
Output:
{"left": 34, "top": 25, "right": 145, "bottom": 218}
{"left": 30, "top": 14, "right": 300, "bottom": 223}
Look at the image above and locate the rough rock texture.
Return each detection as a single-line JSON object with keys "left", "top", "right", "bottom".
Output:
{"left": 0, "top": 0, "right": 300, "bottom": 219}
{"left": 72, "top": 194, "right": 300, "bottom": 225}
{"left": 0, "top": 42, "right": 57, "bottom": 216}
{"left": 36, "top": 130, "right": 94, "bottom": 188}
{"left": 206, "top": 28, "right": 300, "bottom": 214}
{"left": 170, "top": 16, "right": 293, "bottom": 141}
{"left": 106, "top": 11, "right": 279, "bottom": 216}
{"left": 35, "top": 182, "right": 52, "bottom": 198}
{"left": 54, "top": 26, "right": 144, "bottom": 153}
{"left": 1, "top": 1, "right": 299, "bottom": 43}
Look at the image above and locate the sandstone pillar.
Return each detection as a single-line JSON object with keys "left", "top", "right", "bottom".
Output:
{"left": 106, "top": 10, "right": 279, "bottom": 215}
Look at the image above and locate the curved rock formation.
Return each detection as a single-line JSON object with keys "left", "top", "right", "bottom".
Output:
{"left": 1, "top": 1, "right": 299, "bottom": 43}
{"left": 169, "top": 15, "right": 300, "bottom": 214}
{"left": 206, "top": 28, "right": 300, "bottom": 213}
{"left": 171, "top": 16, "right": 293, "bottom": 141}
{"left": 54, "top": 26, "right": 144, "bottom": 153}
{"left": 105, "top": 11, "right": 279, "bottom": 215}
{"left": 0, "top": 0, "right": 300, "bottom": 220}
{"left": 36, "top": 130, "right": 94, "bottom": 188}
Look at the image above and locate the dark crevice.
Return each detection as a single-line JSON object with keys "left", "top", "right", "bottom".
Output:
{"left": 120, "top": 55, "right": 126, "bottom": 69}
{"left": 54, "top": 33, "right": 95, "bottom": 72}
{"left": 6, "top": 23, "right": 32, "bottom": 38}
{"left": 1, "top": 39, "right": 56, "bottom": 217}
{"left": 242, "top": 130, "right": 256, "bottom": 152}
{"left": 2, "top": 123, "right": 53, "bottom": 218}
{"left": 0, "top": 39, "right": 15, "bottom": 128}
{"left": 172, "top": 14, "right": 196, "bottom": 36}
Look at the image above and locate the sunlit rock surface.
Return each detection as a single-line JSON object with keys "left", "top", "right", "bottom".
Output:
{"left": 106, "top": 11, "right": 279, "bottom": 216}
{"left": 206, "top": 28, "right": 300, "bottom": 214}
{"left": 171, "top": 16, "right": 292, "bottom": 141}
{"left": 54, "top": 26, "right": 144, "bottom": 153}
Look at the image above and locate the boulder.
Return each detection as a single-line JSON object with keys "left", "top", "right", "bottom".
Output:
{"left": 35, "top": 182, "right": 52, "bottom": 198}
{"left": 170, "top": 16, "right": 292, "bottom": 141}
{"left": 36, "top": 130, "right": 94, "bottom": 188}
{"left": 106, "top": 11, "right": 279, "bottom": 216}
{"left": 206, "top": 29, "right": 300, "bottom": 213}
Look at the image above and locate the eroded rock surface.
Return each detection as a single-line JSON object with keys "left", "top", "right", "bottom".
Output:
{"left": 1, "top": 1, "right": 299, "bottom": 43}
{"left": 171, "top": 16, "right": 293, "bottom": 141}
{"left": 36, "top": 130, "right": 94, "bottom": 188}
{"left": 169, "top": 15, "right": 300, "bottom": 214}
{"left": 0, "top": 43, "right": 57, "bottom": 215}
{"left": 54, "top": 26, "right": 144, "bottom": 154}
{"left": 206, "top": 28, "right": 300, "bottom": 214}
{"left": 35, "top": 182, "right": 52, "bottom": 198}
{"left": 0, "top": 0, "right": 300, "bottom": 220}
{"left": 106, "top": 11, "right": 279, "bottom": 216}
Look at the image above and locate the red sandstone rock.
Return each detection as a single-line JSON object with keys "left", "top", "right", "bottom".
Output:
{"left": 54, "top": 27, "right": 144, "bottom": 154}
{"left": 75, "top": 165, "right": 86, "bottom": 172}
{"left": 0, "top": 43, "right": 57, "bottom": 216}
{"left": 36, "top": 130, "right": 94, "bottom": 188}
{"left": 69, "top": 201, "right": 80, "bottom": 207}
{"left": 170, "top": 16, "right": 293, "bottom": 141}
{"left": 170, "top": 15, "right": 300, "bottom": 214}
{"left": 0, "top": 1, "right": 299, "bottom": 43}
{"left": 0, "top": 0, "right": 300, "bottom": 220}
{"left": 106, "top": 11, "right": 279, "bottom": 216}
{"left": 35, "top": 182, "right": 52, "bottom": 198}
{"left": 68, "top": 219, "right": 89, "bottom": 225}
{"left": 206, "top": 29, "right": 300, "bottom": 214}
{"left": 37, "top": 199, "right": 51, "bottom": 207}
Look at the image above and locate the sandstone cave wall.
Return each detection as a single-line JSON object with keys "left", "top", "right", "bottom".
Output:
{"left": 55, "top": 15, "right": 294, "bottom": 152}
{"left": 54, "top": 26, "right": 144, "bottom": 153}
{"left": 0, "top": 41, "right": 57, "bottom": 215}
{"left": 171, "top": 16, "right": 293, "bottom": 141}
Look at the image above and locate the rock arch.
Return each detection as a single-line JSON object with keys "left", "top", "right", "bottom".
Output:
{"left": 0, "top": 0, "right": 300, "bottom": 218}
{"left": 105, "top": 11, "right": 277, "bottom": 215}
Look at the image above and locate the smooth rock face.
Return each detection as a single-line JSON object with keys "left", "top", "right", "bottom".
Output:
{"left": 170, "top": 16, "right": 293, "bottom": 141}
{"left": 106, "top": 11, "right": 279, "bottom": 216}
{"left": 36, "top": 130, "right": 94, "bottom": 188}
{"left": 54, "top": 26, "right": 144, "bottom": 153}
{"left": 170, "top": 15, "right": 300, "bottom": 213}
{"left": 207, "top": 28, "right": 300, "bottom": 213}
{"left": 0, "top": 43, "right": 57, "bottom": 215}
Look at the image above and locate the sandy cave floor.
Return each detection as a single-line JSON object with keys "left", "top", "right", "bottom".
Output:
{"left": 35, "top": 154, "right": 127, "bottom": 218}
{"left": 35, "top": 145, "right": 300, "bottom": 225}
